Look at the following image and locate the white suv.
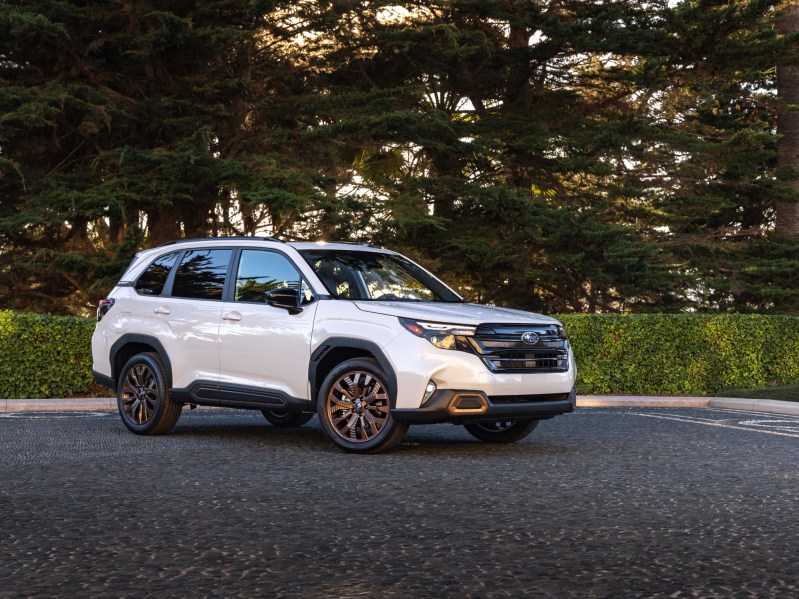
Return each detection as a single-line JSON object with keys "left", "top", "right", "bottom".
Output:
{"left": 92, "top": 238, "right": 576, "bottom": 453}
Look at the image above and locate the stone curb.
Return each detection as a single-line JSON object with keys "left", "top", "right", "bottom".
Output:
{"left": 0, "top": 397, "right": 117, "bottom": 412}
{"left": 577, "top": 395, "right": 799, "bottom": 416}
{"left": 577, "top": 396, "right": 711, "bottom": 408}
{"left": 2, "top": 395, "right": 799, "bottom": 416}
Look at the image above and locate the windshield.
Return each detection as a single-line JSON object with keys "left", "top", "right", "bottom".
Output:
{"left": 298, "top": 249, "right": 462, "bottom": 302}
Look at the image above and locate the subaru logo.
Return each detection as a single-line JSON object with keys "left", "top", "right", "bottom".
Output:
{"left": 521, "top": 332, "right": 539, "bottom": 345}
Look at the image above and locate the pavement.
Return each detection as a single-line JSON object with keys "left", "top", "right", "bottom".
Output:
{"left": 3, "top": 394, "right": 799, "bottom": 415}
{"left": 1, "top": 407, "right": 797, "bottom": 598}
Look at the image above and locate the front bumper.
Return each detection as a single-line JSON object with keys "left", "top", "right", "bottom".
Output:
{"left": 391, "top": 387, "right": 576, "bottom": 424}
{"left": 93, "top": 369, "right": 115, "bottom": 390}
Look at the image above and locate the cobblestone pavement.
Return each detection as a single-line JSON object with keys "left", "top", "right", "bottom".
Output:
{"left": 1, "top": 407, "right": 797, "bottom": 598}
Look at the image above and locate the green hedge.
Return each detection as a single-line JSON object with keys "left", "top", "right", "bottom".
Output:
{"left": 560, "top": 314, "right": 799, "bottom": 395}
{"left": 2, "top": 311, "right": 799, "bottom": 399}
{"left": 0, "top": 310, "right": 95, "bottom": 399}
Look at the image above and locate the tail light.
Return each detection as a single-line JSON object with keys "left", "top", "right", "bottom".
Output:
{"left": 97, "top": 298, "right": 115, "bottom": 321}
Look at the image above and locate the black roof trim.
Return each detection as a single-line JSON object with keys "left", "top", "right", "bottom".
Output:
{"left": 298, "top": 241, "right": 381, "bottom": 249}
{"left": 156, "top": 236, "right": 283, "bottom": 247}
{"left": 333, "top": 241, "right": 380, "bottom": 248}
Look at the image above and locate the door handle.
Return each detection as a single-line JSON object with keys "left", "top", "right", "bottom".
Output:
{"left": 153, "top": 306, "right": 171, "bottom": 315}
{"left": 222, "top": 311, "right": 242, "bottom": 322}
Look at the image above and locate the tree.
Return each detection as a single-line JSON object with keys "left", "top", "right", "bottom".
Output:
{"left": 777, "top": 0, "right": 799, "bottom": 239}
{"left": 0, "top": 0, "right": 326, "bottom": 313}
{"left": 2, "top": 0, "right": 799, "bottom": 314}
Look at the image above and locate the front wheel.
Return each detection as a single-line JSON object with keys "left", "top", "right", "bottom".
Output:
{"left": 317, "top": 358, "right": 408, "bottom": 453}
{"left": 463, "top": 419, "right": 538, "bottom": 444}
{"left": 261, "top": 410, "right": 314, "bottom": 427}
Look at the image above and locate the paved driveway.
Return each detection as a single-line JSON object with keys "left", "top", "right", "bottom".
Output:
{"left": 1, "top": 408, "right": 797, "bottom": 598}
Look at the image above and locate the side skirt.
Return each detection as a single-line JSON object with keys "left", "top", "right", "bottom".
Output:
{"left": 170, "top": 380, "right": 314, "bottom": 413}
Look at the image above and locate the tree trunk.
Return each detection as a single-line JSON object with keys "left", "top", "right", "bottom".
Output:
{"left": 776, "top": 2, "right": 799, "bottom": 239}
{"left": 147, "top": 207, "right": 182, "bottom": 246}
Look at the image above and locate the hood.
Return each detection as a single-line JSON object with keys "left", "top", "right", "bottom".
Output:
{"left": 353, "top": 301, "right": 560, "bottom": 326}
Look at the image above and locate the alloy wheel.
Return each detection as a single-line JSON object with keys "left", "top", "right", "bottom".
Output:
{"left": 325, "top": 370, "right": 390, "bottom": 442}
{"left": 121, "top": 363, "right": 158, "bottom": 425}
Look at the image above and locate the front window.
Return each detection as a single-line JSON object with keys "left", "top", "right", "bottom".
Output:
{"left": 299, "top": 249, "right": 461, "bottom": 302}
{"left": 235, "top": 250, "right": 315, "bottom": 304}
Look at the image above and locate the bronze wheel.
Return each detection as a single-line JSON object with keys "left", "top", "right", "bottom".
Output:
{"left": 116, "top": 352, "right": 181, "bottom": 435}
{"left": 120, "top": 363, "right": 158, "bottom": 425}
{"left": 317, "top": 358, "right": 408, "bottom": 453}
{"left": 325, "top": 370, "right": 390, "bottom": 443}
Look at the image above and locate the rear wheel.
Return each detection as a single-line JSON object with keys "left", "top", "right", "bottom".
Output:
{"left": 261, "top": 410, "right": 314, "bottom": 427}
{"left": 317, "top": 358, "right": 408, "bottom": 453}
{"left": 463, "top": 419, "right": 538, "bottom": 443}
{"left": 117, "top": 352, "right": 181, "bottom": 435}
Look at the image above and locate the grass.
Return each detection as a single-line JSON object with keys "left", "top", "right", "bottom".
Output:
{"left": 720, "top": 384, "right": 799, "bottom": 403}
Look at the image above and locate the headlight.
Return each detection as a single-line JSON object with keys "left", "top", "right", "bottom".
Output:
{"left": 556, "top": 325, "right": 568, "bottom": 340}
{"left": 399, "top": 318, "right": 476, "bottom": 350}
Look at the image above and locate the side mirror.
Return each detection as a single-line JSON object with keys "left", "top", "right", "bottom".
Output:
{"left": 265, "top": 287, "right": 303, "bottom": 315}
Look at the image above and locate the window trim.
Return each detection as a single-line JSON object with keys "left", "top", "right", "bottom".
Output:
{"left": 146, "top": 245, "right": 317, "bottom": 306}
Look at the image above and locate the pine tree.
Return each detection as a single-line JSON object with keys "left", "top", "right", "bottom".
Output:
{"left": 2, "top": 0, "right": 798, "bottom": 314}
{"left": 0, "top": 1, "right": 326, "bottom": 312}
{"left": 777, "top": 0, "right": 799, "bottom": 239}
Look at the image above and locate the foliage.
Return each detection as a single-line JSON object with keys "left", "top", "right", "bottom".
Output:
{"left": 2, "top": 1, "right": 799, "bottom": 315}
{"left": 561, "top": 313, "right": 799, "bottom": 395}
{"left": 723, "top": 383, "right": 799, "bottom": 403}
{"left": 3, "top": 310, "right": 799, "bottom": 399}
{"left": 0, "top": 310, "right": 95, "bottom": 398}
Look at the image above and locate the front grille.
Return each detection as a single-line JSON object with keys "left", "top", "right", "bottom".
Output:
{"left": 469, "top": 323, "right": 569, "bottom": 374}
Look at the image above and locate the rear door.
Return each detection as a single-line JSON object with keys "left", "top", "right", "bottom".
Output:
{"left": 155, "top": 248, "right": 234, "bottom": 391}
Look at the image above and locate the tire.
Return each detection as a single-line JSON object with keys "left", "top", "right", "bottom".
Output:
{"left": 261, "top": 410, "right": 314, "bottom": 427}
{"left": 316, "top": 358, "right": 408, "bottom": 453}
{"left": 463, "top": 419, "right": 539, "bottom": 444}
{"left": 116, "top": 352, "right": 182, "bottom": 435}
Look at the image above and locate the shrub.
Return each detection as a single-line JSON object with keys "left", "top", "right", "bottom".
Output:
{"left": 2, "top": 311, "right": 799, "bottom": 399}
{"left": 0, "top": 310, "right": 96, "bottom": 399}
{"left": 560, "top": 314, "right": 799, "bottom": 395}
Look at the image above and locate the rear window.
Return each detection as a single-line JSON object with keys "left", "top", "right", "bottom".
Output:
{"left": 134, "top": 252, "right": 179, "bottom": 296}
{"left": 171, "top": 249, "right": 233, "bottom": 300}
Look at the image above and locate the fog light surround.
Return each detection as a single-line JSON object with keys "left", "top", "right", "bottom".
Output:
{"left": 421, "top": 380, "right": 437, "bottom": 405}
{"left": 448, "top": 393, "right": 488, "bottom": 415}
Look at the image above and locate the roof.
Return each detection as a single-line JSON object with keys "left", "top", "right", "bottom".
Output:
{"left": 287, "top": 241, "right": 390, "bottom": 253}
{"left": 136, "top": 238, "right": 392, "bottom": 259}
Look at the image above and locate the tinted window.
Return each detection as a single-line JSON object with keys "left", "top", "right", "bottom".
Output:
{"left": 134, "top": 252, "right": 179, "bottom": 296}
{"left": 171, "top": 249, "right": 232, "bottom": 300}
{"left": 235, "top": 250, "right": 313, "bottom": 304}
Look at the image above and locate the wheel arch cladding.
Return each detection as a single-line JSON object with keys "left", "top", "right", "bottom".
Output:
{"left": 110, "top": 334, "right": 174, "bottom": 388}
{"left": 309, "top": 338, "right": 398, "bottom": 407}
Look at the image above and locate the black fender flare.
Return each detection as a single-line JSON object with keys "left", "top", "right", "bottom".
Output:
{"left": 110, "top": 334, "right": 174, "bottom": 388}
{"left": 309, "top": 338, "right": 399, "bottom": 407}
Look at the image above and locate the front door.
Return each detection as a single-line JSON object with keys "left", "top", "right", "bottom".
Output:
{"left": 218, "top": 249, "right": 318, "bottom": 408}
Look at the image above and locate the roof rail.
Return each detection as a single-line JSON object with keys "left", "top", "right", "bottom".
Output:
{"left": 156, "top": 236, "right": 283, "bottom": 247}
{"left": 325, "top": 241, "right": 380, "bottom": 248}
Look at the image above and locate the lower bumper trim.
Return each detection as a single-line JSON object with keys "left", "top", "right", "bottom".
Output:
{"left": 392, "top": 388, "right": 576, "bottom": 424}
{"left": 92, "top": 370, "right": 115, "bottom": 390}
